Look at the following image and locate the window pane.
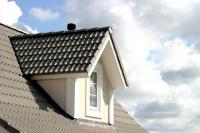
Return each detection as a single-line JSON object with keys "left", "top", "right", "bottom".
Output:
{"left": 90, "top": 83, "right": 97, "bottom": 95}
{"left": 90, "top": 95, "right": 97, "bottom": 107}
{"left": 90, "top": 72, "right": 97, "bottom": 107}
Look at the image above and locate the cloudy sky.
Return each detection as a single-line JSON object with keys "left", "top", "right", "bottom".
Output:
{"left": 1, "top": 0, "right": 200, "bottom": 132}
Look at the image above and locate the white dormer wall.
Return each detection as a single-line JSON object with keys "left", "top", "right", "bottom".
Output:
{"left": 36, "top": 77, "right": 80, "bottom": 118}
{"left": 33, "top": 59, "right": 114, "bottom": 124}
{"left": 37, "top": 79, "right": 67, "bottom": 110}
{"left": 79, "top": 60, "right": 113, "bottom": 124}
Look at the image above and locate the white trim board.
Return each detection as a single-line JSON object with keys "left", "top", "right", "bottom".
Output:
{"left": 109, "top": 87, "right": 114, "bottom": 124}
{"left": 32, "top": 73, "right": 88, "bottom": 80}
{"left": 66, "top": 78, "right": 80, "bottom": 118}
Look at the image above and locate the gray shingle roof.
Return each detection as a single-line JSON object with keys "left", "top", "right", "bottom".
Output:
{"left": 10, "top": 28, "right": 110, "bottom": 75}
{"left": 0, "top": 23, "right": 148, "bottom": 133}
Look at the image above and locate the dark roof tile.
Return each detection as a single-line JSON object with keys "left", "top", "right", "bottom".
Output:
{"left": 10, "top": 28, "right": 109, "bottom": 75}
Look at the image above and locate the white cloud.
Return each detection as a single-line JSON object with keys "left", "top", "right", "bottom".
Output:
{"left": 157, "top": 39, "right": 192, "bottom": 71}
{"left": 0, "top": 0, "right": 22, "bottom": 25}
{"left": 162, "top": 0, "right": 199, "bottom": 9}
{"left": 30, "top": 7, "right": 59, "bottom": 21}
{"left": 23, "top": 24, "right": 38, "bottom": 33}
{"left": 64, "top": 0, "right": 200, "bottom": 132}
{"left": 156, "top": 38, "right": 200, "bottom": 72}
{"left": 135, "top": 101, "right": 181, "bottom": 119}
{"left": 0, "top": 0, "right": 37, "bottom": 33}
{"left": 12, "top": 23, "right": 38, "bottom": 33}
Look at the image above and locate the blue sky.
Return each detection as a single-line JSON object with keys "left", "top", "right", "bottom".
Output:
{"left": 1, "top": 0, "right": 200, "bottom": 133}
{"left": 15, "top": 0, "right": 66, "bottom": 32}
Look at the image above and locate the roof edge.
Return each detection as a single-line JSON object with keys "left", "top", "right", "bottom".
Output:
{"left": 9, "top": 26, "right": 111, "bottom": 39}
{"left": 0, "top": 21, "right": 28, "bottom": 34}
{"left": 0, "top": 118, "right": 20, "bottom": 133}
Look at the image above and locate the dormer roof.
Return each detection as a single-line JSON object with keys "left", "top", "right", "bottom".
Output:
{"left": 10, "top": 27, "right": 128, "bottom": 88}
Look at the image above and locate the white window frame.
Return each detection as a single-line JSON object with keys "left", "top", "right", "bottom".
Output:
{"left": 86, "top": 63, "right": 103, "bottom": 118}
{"left": 89, "top": 71, "right": 98, "bottom": 109}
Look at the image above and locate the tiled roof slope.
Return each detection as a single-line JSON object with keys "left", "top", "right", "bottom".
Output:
{"left": 0, "top": 23, "right": 148, "bottom": 133}
{"left": 10, "top": 28, "right": 109, "bottom": 75}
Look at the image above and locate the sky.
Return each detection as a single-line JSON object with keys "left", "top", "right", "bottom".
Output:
{"left": 1, "top": 0, "right": 200, "bottom": 133}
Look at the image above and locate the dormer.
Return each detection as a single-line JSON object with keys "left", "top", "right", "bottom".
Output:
{"left": 10, "top": 26, "right": 128, "bottom": 124}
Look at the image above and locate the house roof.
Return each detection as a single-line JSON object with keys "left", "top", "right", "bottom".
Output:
{"left": 10, "top": 27, "right": 129, "bottom": 87}
{"left": 0, "top": 22, "right": 148, "bottom": 133}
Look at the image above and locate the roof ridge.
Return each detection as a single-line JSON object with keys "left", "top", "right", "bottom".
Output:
{"left": 10, "top": 26, "right": 112, "bottom": 39}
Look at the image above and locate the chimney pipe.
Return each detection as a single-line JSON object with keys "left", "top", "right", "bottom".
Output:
{"left": 67, "top": 23, "right": 76, "bottom": 31}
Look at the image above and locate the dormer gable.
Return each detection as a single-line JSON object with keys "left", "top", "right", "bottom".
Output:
{"left": 10, "top": 26, "right": 128, "bottom": 124}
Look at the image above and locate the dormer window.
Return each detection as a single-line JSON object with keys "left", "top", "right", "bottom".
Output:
{"left": 13, "top": 27, "right": 129, "bottom": 124}
{"left": 90, "top": 72, "right": 98, "bottom": 108}
{"left": 86, "top": 63, "right": 102, "bottom": 118}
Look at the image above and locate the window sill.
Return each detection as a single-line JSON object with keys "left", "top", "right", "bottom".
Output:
{"left": 86, "top": 109, "right": 102, "bottom": 119}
